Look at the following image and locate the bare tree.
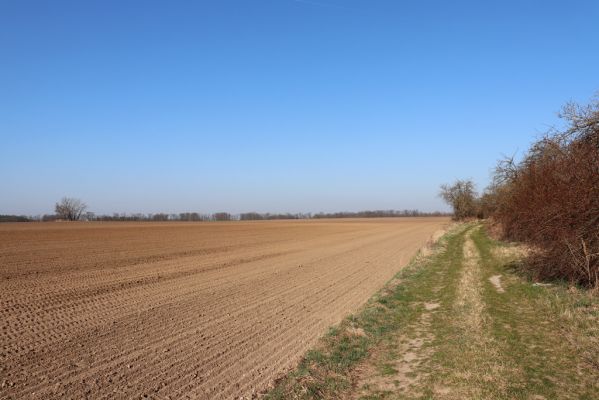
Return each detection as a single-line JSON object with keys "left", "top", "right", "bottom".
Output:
{"left": 212, "top": 212, "right": 232, "bottom": 221}
{"left": 152, "top": 213, "right": 169, "bottom": 221}
{"left": 439, "top": 180, "right": 478, "bottom": 220}
{"left": 55, "top": 197, "right": 87, "bottom": 221}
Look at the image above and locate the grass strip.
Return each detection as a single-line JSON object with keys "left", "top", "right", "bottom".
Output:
{"left": 265, "top": 224, "right": 469, "bottom": 399}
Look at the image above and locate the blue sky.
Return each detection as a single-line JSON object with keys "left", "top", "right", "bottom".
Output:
{"left": 1, "top": 0, "right": 598, "bottom": 215}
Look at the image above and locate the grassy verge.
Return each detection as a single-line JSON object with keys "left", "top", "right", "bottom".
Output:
{"left": 264, "top": 224, "right": 469, "bottom": 399}
{"left": 264, "top": 223, "right": 599, "bottom": 399}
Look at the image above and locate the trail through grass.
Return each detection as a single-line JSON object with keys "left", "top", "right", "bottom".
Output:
{"left": 264, "top": 224, "right": 599, "bottom": 399}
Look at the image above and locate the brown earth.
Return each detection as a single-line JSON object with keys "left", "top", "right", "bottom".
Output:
{"left": 0, "top": 217, "right": 448, "bottom": 399}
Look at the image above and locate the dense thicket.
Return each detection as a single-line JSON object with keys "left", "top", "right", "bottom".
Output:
{"left": 490, "top": 99, "right": 599, "bottom": 287}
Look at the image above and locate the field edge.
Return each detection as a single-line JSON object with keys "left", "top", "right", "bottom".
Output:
{"left": 262, "top": 223, "right": 467, "bottom": 399}
{"left": 262, "top": 223, "right": 599, "bottom": 400}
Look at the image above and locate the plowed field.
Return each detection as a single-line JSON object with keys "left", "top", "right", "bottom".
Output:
{"left": 0, "top": 218, "right": 448, "bottom": 399}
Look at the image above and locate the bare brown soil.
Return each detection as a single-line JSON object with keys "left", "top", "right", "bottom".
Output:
{"left": 0, "top": 218, "right": 448, "bottom": 399}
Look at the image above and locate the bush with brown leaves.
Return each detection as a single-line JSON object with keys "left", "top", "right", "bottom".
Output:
{"left": 491, "top": 98, "right": 599, "bottom": 287}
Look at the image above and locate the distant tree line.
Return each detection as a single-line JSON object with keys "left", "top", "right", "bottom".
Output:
{"left": 239, "top": 212, "right": 313, "bottom": 220}
{"left": 5, "top": 206, "right": 449, "bottom": 223}
{"left": 312, "top": 210, "right": 449, "bottom": 219}
{"left": 0, "top": 215, "right": 31, "bottom": 222}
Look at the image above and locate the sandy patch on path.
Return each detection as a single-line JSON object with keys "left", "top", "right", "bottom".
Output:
{"left": 489, "top": 275, "right": 505, "bottom": 293}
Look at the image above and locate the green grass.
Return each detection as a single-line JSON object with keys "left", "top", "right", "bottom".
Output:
{"left": 264, "top": 223, "right": 599, "bottom": 399}
{"left": 264, "top": 224, "right": 468, "bottom": 399}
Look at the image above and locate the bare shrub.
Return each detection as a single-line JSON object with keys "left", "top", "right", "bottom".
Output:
{"left": 55, "top": 197, "right": 87, "bottom": 221}
{"left": 439, "top": 179, "right": 479, "bottom": 220}
{"left": 490, "top": 97, "right": 599, "bottom": 287}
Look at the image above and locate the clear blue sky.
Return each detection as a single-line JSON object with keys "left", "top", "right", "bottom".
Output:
{"left": 1, "top": 0, "right": 598, "bottom": 215}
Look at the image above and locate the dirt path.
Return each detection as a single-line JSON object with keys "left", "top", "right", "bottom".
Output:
{"left": 0, "top": 218, "right": 447, "bottom": 399}
{"left": 267, "top": 224, "right": 599, "bottom": 399}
